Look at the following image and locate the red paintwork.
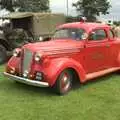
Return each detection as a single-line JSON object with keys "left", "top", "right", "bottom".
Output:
{"left": 6, "top": 22, "right": 120, "bottom": 87}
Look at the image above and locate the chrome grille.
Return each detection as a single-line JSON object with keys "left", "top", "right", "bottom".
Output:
{"left": 22, "top": 49, "right": 33, "bottom": 74}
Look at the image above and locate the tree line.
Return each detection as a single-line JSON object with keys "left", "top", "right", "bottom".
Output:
{"left": 0, "top": 0, "right": 50, "bottom": 12}
{"left": 0, "top": 0, "right": 111, "bottom": 22}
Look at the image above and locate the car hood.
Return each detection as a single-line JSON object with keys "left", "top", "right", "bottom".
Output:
{"left": 23, "top": 39, "right": 84, "bottom": 54}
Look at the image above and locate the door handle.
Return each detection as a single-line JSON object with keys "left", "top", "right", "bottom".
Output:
{"left": 106, "top": 44, "right": 110, "bottom": 48}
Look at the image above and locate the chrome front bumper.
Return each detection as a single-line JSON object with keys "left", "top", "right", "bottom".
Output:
{"left": 3, "top": 72, "right": 49, "bottom": 87}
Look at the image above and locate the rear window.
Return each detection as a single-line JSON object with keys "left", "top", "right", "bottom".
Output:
{"left": 52, "top": 28, "right": 86, "bottom": 40}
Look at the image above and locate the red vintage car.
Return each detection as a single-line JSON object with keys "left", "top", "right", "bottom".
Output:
{"left": 4, "top": 21, "right": 120, "bottom": 95}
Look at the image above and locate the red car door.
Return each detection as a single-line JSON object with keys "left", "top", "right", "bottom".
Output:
{"left": 83, "top": 29, "right": 110, "bottom": 73}
{"left": 107, "top": 29, "right": 119, "bottom": 67}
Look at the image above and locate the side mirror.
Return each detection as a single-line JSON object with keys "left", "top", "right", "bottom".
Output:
{"left": 43, "top": 37, "right": 51, "bottom": 41}
{"left": 39, "top": 36, "right": 43, "bottom": 41}
{"left": 39, "top": 36, "right": 51, "bottom": 42}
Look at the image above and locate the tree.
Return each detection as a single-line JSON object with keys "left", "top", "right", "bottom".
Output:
{"left": 0, "top": 0, "right": 15, "bottom": 12}
{"left": 16, "top": 0, "right": 50, "bottom": 12}
{"left": 0, "top": 0, "right": 50, "bottom": 12}
{"left": 73, "top": 0, "right": 111, "bottom": 22}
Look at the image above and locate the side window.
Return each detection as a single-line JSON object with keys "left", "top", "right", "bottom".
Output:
{"left": 89, "top": 29, "right": 107, "bottom": 41}
{"left": 70, "top": 29, "right": 86, "bottom": 40}
{"left": 77, "top": 29, "right": 86, "bottom": 40}
{"left": 108, "top": 29, "right": 114, "bottom": 39}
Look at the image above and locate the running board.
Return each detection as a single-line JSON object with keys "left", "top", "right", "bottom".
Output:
{"left": 86, "top": 67, "right": 120, "bottom": 81}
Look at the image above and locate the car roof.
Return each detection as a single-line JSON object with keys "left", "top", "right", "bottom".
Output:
{"left": 58, "top": 22, "right": 110, "bottom": 32}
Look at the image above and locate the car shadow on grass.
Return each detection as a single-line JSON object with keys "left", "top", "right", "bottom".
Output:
{"left": 0, "top": 77, "right": 56, "bottom": 97}
{"left": 1, "top": 72, "right": 119, "bottom": 96}
{"left": 13, "top": 82, "right": 56, "bottom": 96}
{"left": 72, "top": 73, "right": 119, "bottom": 91}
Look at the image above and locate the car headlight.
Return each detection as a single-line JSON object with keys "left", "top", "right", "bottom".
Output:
{"left": 34, "top": 53, "right": 43, "bottom": 62}
{"left": 13, "top": 49, "right": 21, "bottom": 57}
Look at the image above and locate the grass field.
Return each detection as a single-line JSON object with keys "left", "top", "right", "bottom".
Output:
{"left": 0, "top": 65, "right": 120, "bottom": 120}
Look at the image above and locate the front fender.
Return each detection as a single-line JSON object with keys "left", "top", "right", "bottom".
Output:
{"left": 7, "top": 56, "right": 20, "bottom": 69}
{"left": 45, "top": 57, "right": 86, "bottom": 86}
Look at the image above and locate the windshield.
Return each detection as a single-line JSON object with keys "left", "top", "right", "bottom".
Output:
{"left": 52, "top": 28, "right": 86, "bottom": 40}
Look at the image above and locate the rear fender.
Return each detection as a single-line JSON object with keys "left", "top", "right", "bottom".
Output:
{"left": 45, "top": 58, "right": 86, "bottom": 86}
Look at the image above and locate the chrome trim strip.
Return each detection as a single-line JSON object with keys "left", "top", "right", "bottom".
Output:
{"left": 39, "top": 47, "right": 84, "bottom": 51}
{"left": 45, "top": 49, "right": 81, "bottom": 55}
{"left": 22, "top": 49, "right": 33, "bottom": 74}
{"left": 3, "top": 72, "right": 49, "bottom": 87}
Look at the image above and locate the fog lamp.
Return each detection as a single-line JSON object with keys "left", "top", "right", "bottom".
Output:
{"left": 36, "top": 72, "right": 43, "bottom": 81}
{"left": 10, "top": 68, "right": 16, "bottom": 74}
{"left": 23, "top": 71, "right": 29, "bottom": 78}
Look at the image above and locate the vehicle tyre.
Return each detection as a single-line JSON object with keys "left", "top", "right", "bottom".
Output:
{"left": 0, "top": 45, "right": 7, "bottom": 64}
{"left": 54, "top": 69, "right": 73, "bottom": 95}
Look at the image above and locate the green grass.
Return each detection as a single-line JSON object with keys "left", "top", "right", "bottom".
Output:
{"left": 0, "top": 65, "right": 120, "bottom": 120}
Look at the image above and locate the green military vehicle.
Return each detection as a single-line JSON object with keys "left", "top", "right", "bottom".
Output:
{"left": 0, "top": 12, "right": 65, "bottom": 64}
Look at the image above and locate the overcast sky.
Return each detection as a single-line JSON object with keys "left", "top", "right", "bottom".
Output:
{"left": 50, "top": 0, "right": 78, "bottom": 15}
{"left": 50, "top": 0, "right": 120, "bottom": 21}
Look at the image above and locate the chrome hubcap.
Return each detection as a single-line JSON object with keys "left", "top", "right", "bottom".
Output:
{"left": 61, "top": 73, "right": 71, "bottom": 92}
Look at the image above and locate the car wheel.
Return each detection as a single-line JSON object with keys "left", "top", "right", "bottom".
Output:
{"left": 0, "top": 45, "right": 7, "bottom": 64}
{"left": 54, "top": 69, "right": 73, "bottom": 95}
